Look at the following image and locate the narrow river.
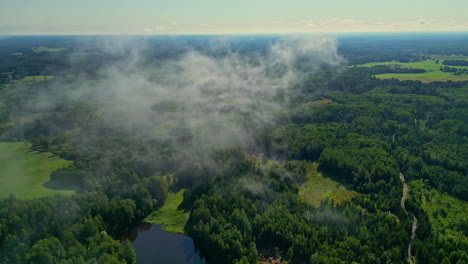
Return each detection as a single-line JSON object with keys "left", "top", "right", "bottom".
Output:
{"left": 399, "top": 172, "right": 417, "bottom": 264}
{"left": 123, "top": 222, "right": 206, "bottom": 264}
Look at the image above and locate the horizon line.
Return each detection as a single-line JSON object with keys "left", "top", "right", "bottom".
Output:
{"left": 4, "top": 30, "right": 468, "bottom": 37}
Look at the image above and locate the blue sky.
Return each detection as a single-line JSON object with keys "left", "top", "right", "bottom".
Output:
{"left": 1, "top": 0, "right": 467, "bottom": 34}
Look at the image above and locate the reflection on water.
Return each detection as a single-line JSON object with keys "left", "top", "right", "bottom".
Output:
{"left": 124, "top": 222, "right": 206, "bottom": 264}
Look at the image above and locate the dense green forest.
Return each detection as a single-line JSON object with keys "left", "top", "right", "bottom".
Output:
{"left": 0, "top": 35, "right": 467, "bottom": 264}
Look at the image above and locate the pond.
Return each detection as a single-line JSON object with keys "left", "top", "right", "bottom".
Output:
{"left": 124, "top": 222, "right": 206, "bottom": 264}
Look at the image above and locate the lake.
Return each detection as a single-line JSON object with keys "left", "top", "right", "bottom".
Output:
{"left": 124, "top": 222, "right": 206, "bottom": 264}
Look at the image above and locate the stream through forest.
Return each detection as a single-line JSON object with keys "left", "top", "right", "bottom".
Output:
{"left": 399, "top": 172, "right": 417, "bottom": 264}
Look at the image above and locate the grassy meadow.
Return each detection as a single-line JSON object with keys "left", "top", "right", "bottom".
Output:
{"left": 0, "top": 142, "right": 74, "bottom": 199}
{"left": 0, "top": 122, "right": 13, "bottom": 129}
{"left": 21, "top": 76, "right": 55, "bottom": 82}
{"left": 374, "top": 72, "right": 468, "bottom": 82}
{"left": 427, "top": 54, "right": 468, "bottom": 60}
{"left": 33, "top": 46, "right": 68, "bottom": 53}
{"left": 299, "top": 163, "right": 358, "bottom": 207}
{"left": 356, "top": 59, "right": 468, "bottom": 82}
{"left": 144, "top": 189, "right": 190, "bottom": 234}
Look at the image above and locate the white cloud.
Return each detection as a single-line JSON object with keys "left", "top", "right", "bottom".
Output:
{"left": 0, "top": 24, "right": 30, "bottom": 35}
{"left": 143, "top": 25, "right": 168, "bottom": 34}
{"left": 298, "top": 18, "right": 468, "bottom": 32}
{"left": 271, "top": 21, "right": 284, "bottom": 25}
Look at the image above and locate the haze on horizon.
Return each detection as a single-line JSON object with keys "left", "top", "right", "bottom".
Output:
{"left": 1, "top": 0, "right": 468, "bottom": 35}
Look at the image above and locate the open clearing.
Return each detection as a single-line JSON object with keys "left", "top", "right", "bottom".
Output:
{"left": 144, "top": 189, "right": 189, "bottom": 234}
{"left": 33, "top": 46, "right": 68, "bottom": 53}
{"left": 374, "top": 72, "right": 468, "bottom": 82}
{"left": 356, "top": 59, "right": 468, "bottom": 71}
{"left": 428, "top": 54, "right": 468, "bottom": 60}
{"left": 21, "top": 76, "right": 54, "bottom": 82}
{"left": 0, "top": 122, "right": 13, "bottom": 129}
{"left": 0, "top": 142, "right": 74, "bottom": 199}
{"left": 299, "top": 163, "right": 358, "bottom": 207}
{"left": 355, "top": 59, "right": 468, "bottom": 82}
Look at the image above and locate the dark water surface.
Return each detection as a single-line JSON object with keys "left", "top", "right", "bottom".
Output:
{"left": 125, "top": 222, "right": 206, "bottom": 264}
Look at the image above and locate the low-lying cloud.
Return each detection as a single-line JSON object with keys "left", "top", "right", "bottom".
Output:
{"left": 13, "top": 36, "right": 345, "bottom": 161}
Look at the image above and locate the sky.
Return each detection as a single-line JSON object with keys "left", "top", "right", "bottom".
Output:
{"left": 1, "top": 0, "right": 468, "bottom": 35}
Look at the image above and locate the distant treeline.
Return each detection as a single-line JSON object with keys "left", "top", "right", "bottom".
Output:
{"left": 440, "top": 66, "right": 468, "bottom": 75}
{"left": 339, "top": 34, "right": 468, "bottom": 64}
{"left": 442, "top": 59, "right": 468, "bottom": 66}
{"left": 368, "top": 65, "right": 426, "bottom": 75}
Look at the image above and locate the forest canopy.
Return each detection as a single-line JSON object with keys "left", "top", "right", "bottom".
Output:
{"left": 0, "top": 34, "right": 467, "bottom": 264}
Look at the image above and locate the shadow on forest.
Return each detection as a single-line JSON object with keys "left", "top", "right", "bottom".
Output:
{"left": 42, "top": 178, "right": 80, "bottom": 191}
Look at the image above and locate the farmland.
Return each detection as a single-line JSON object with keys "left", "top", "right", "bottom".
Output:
{"left": 356, "top": 59, "right": 468, "bottom": 82}
{"left": 21, "top": 76, "right": 55, "bottom": 81}
{"left": 32, "top": 46, "right": 68, "bottom": 53}
{"left": 374, "top": 71, "right": 468, "bottom": 82}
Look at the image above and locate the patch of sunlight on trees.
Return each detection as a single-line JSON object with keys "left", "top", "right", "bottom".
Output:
{"left": 410, "top": 180, "right": 468, "bottom": 241}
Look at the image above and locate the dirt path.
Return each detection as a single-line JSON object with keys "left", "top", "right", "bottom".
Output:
{"left": 408, "top": 216, "right": 418, "bottom": 264}
{"left": 400, "top": 173, "right": 408, "bottom": 209}
{"left": 399, "top": 172, "right": 417, "bottom": 264}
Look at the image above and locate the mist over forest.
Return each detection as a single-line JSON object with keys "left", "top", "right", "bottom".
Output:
{"left": 0, "top": 34, "right": 468, "bottom": 264}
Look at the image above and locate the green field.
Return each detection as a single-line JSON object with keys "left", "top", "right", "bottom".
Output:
{"left": 144, "top": 189, "right": 189, "bottom": 234}
{"left": 0, "top": 142, "right": 74, "bottom": 199}
{"left": 33, "top": 46, "right": 68, "bottom": 53}
{"left": 0, "top": 122, "right": 13, "bottom": 129}
{"left": 21, "top": 76, "right": 54, "bottom": 81}
{"left": 374, "top": 72, "right": 468, "bottom": 82}
{"left": 356, "top": 59, "right": 468, "bottom": 71}
{"left": 299, "top": 163, "right": 358, "bottom": 207}
{"left": 356, "top": 59, "right": 468, "bottom": 82}
{"left": 427, "top": 54, "right": 468, "bottom": 60}
{"left": 410, "top": 181, "right": 468, "bottom": 241}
